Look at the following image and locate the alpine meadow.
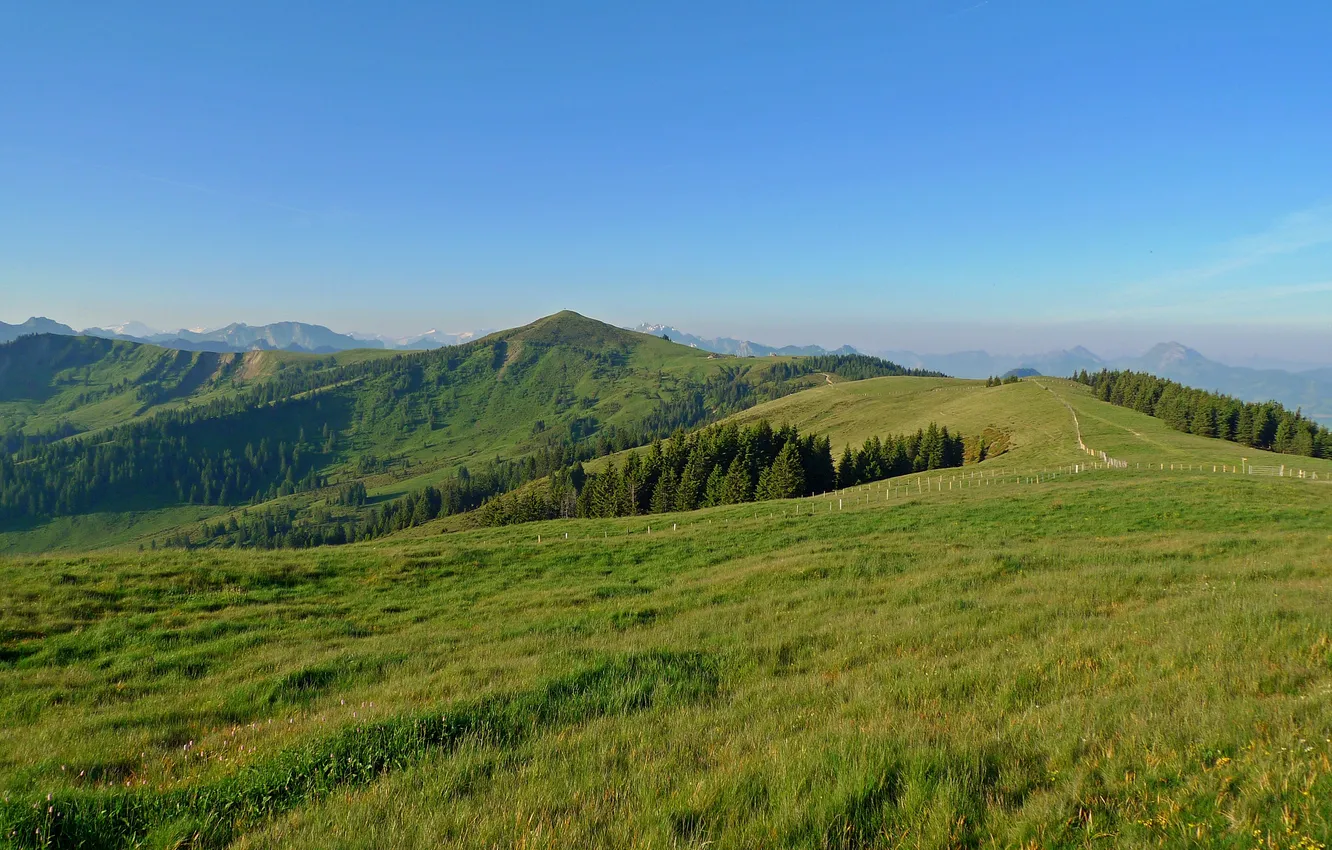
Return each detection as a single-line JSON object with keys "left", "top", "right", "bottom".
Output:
{"left": 2, "top": 311, "right": 1331, "bottom": 849}
{"left": 7, "top": 3, "right": 1332, "bottom": 847}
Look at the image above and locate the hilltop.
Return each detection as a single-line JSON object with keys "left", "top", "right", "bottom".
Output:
{"left": 0, "top": 312, "right": 923, "bottom": 553}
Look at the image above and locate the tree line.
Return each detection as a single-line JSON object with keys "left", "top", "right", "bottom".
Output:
{"left": 177, "top": 419, "right": 967, "bottom": 548}
{"left": 133, "top": 348, "right": 933, "bottom": 547}
{"left": 0, "top": 397, "right": 333, "bottom": 525}
{"left": 475, "top": 419, "right": 965, "bottom": 527}
{"left": 1074, "top": 369, "right": 1331, "bottom": 457}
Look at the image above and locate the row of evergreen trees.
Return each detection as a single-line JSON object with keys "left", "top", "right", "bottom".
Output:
{"left": 1074, "top": 369, "right": 1331, "bottom": 457}
{"left": 183, "top": 419, "right": 967, "bottom": 547}
{"left": 475, "top": 419, "right": 965, "bottom": 527}
{"left": 834, "top": 423, "right": 965, "bottom": 487}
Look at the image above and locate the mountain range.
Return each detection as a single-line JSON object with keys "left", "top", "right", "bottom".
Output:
{"left": 0, "top": 318, "right": 488, "bottom": 353}
{"left": 629, "top": 323, "right": 859, "bottom": 358}
{"left": 4, "top": 315, "right": 1331, "bottom": 422}
{"left": 0, "top": 311, "right": 917, "bottom": 552}
{"left": 637, "top": 325, "right": 1332, "bottom": 424}
{"left": 873, "top": 342, "right": 1332, "bottom": 422}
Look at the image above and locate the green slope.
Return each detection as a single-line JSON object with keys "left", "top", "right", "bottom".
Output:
{"left": 0, "top": 312, "right": 915, "bottom": 552}
{"left": 727, "top": 374, "right": 1332, "bottom": 477}
{"left": 2, "top": 457, "right": 1329, "bottom": 847}
{"left": 0, "top": 333, "right": 391, "bottom": 446}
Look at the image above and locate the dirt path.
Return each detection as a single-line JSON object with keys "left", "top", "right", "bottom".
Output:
{"left": 1029, "top": 380, "right": 1086, "bottom": 450}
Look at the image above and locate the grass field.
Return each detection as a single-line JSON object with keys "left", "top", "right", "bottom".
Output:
{"left": 728, "top": 375, "right": 1332, "bottom": 477}
{"left": 4, "top": 375, "right": 1332, "bottom": 847}
{"left": 3, "top": 430, "right": 1332, "bottom": 847}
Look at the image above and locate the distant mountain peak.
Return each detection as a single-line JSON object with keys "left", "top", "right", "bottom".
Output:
{"left": 628, "top": 321, "right": 859, "bottom": 358}
{"left": 100, "top": 320, "right": 160, "bottom": 338}
{"left": 1140, "top": 341, "right": 1204, "bottom": 367}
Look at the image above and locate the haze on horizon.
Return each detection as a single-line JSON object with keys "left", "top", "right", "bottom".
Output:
{"left": 3, "top": 1, "right": 1330, "bottom": 364}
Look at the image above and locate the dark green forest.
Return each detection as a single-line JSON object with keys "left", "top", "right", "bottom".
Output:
{"left": 0, "top": 397, "right": 334, "bottom": 523}
{"left": 1074, "top": 369, "right": 1331, "bottom": 458}
{"left": 474, "top": 419, "right": 964, "bottom": 528}
{"left": 181, "top": 420, "right": 964, "bottom": 548}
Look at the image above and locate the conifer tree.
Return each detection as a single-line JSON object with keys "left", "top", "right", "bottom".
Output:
{"left": 721, "top": 456, "right": 752, "bottom": 504}
{"left": 651, "top": 467, "right": 678, "bottom": 514}
{"left": 703, "top": 465, "right": 725, "bottom": 507}
{"left": 675, "top": 453, "right": 708, "bottom": 511}
{"left": 837, "top": 445, "right": 856, "bottom": 488}
{"left": 765, "top": 441, "right": 806, "bottom": 500}
{"left": 754, "top": 466, "right": 773, "bottom": 501}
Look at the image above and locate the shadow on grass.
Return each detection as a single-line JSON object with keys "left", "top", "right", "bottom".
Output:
{"left": 3, "top": 650, "right": 720, "bottom": 850}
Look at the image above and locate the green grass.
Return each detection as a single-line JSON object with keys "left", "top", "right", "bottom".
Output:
{"left": 3, "top": 463, "right": 1331, "bottom": 847}
{"left": 3, "top": 651, "right": 717, "bottom": 849}
{"left": 0, "top": 505, "right": 228, "bottom": 556}
{"left": 728, "top": 374, "right": 1332, "bottom": 476}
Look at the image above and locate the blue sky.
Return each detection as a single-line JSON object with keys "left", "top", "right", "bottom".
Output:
{"left": 3, "top": 1, "right": 1330, "bottom": 359}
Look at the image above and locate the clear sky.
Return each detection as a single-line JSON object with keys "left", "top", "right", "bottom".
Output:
{"left": 3, "top": 1, "right": 1331, "bottom": 361}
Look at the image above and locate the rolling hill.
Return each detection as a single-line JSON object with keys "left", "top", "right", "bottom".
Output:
{"left": 0, "top": 312, "right": 925, "bottom": 553}
{"left": 725, "top": 374, "right": 1332, "bottom": 476}
{"left": 0, "top": 333, "right": 388, "bottom": 445}
{"left": 2, "top": 373, "right": 1329, "bottom": 847}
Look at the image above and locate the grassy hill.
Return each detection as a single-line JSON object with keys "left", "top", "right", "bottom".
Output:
{"left": 3, "top": 358, "right": 1332, "bottom": 845}
{"left": 1, "top": 441, "right": 1329, "bottom": 847}
{"left": 727, "top": 374, "right": 1332, "bottom": 476}
{"left": 0, "top": 313, "right": 923, "bottom": 553}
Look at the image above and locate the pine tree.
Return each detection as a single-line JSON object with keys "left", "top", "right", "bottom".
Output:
{"left": 837, "top": 445, "right": 855, "bottom": 488}
{"left": 1273, "top": 418, "right": 1295, "bottom": 454}
{"left": 675, "top": 454, "right": 707, "bottom": 512}
{"left": 651, "top": 467, "right": 678, "bottom": 514}
{"left": 765, "top": 442, "right": 806, "bottom": 500}
{"left": 621, "top": 453, "right": 644, "bottom": 516}
{"left": 1291, "top": 425, "right": 1315, "bottom": 457}
{"left": 754, "top": 466, "right": 773, "bottom": 501}
{"left": 703, "top": 465, "right": 725, "bottom": 507}
{"left": 721, "top": 457, "right": 752, "bottom": 504}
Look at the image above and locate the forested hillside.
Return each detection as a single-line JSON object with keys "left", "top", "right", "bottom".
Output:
{"left": 1075, "top": 369, "right": 1331, "bottom": 457}
{"left": 474, "top": 419, "right": 963, "bottom": 527}
{"left": 0, "top": 312, "right": 934, "bottom": 550}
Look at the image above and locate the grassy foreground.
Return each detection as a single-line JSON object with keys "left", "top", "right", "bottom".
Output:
{"left": 3, "top": 462, "right": 1331, "bottom": 848}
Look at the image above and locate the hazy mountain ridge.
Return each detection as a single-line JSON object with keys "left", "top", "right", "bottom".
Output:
{"left": 0, "top": 317, "right": 490, "bottom": 354}
{"left": 629, "top": 323, "right": 859, "bottom": 358}
{"left": 641, "top": 322, "right": 1332, "bottom": 424}
{"left": 0, "top": 317, "right": 79, "bottom": 343}
{"left": 883, "top": 341, "right": 1332, "bottom": 424}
